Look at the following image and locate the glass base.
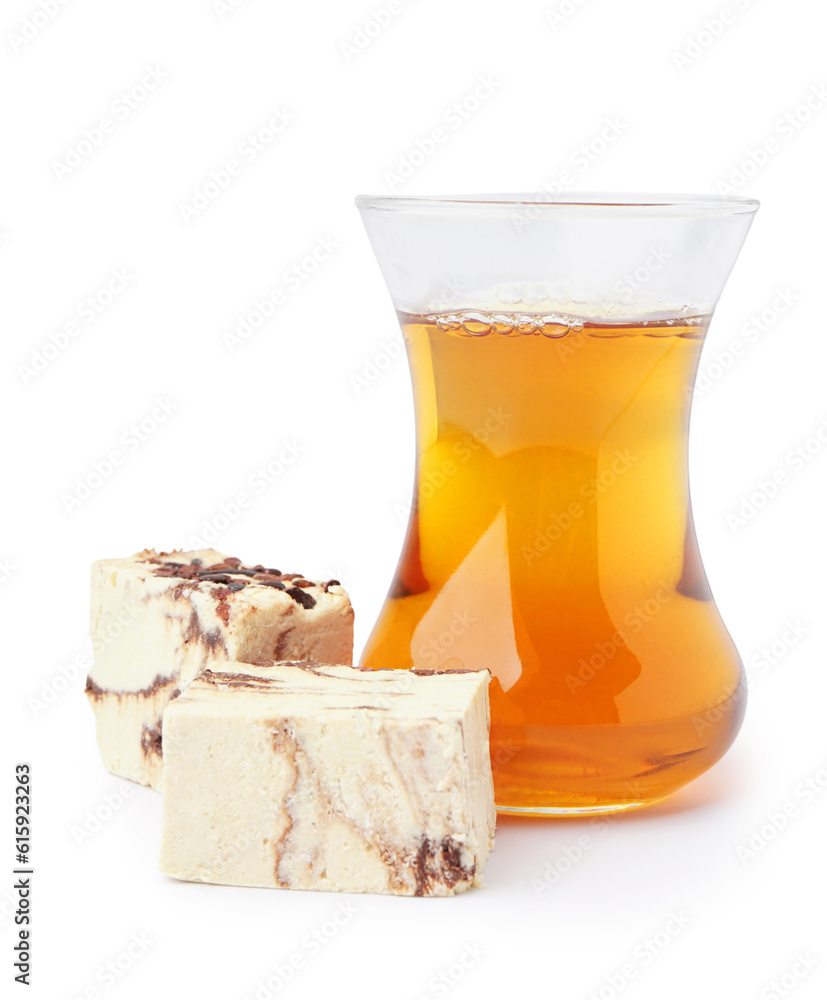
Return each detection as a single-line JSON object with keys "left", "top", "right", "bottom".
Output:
{"left": 496, "top": 798, "right": 665, "bottom": 818}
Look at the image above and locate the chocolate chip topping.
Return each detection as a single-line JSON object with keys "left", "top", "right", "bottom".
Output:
{"left": 152, "top": 563, "right": 192, "bottom": 579}
{"left": 146, "top": 554, "right": 326, "bottom": 610}
{"left": 286, "top": 587, "right": 317, "bottom": 610}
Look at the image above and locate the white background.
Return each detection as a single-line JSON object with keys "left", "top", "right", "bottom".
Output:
{"left": 3, "top": 0, "right": 826, "bottom": 998}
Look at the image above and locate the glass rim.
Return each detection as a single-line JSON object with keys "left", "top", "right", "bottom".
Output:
{"left": 355, "top": 192, "right": 760, "bottom": 216}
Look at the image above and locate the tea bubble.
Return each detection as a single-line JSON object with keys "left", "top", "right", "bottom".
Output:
{"left": 460, "top": 312, "right": 492, "bottom": 337}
